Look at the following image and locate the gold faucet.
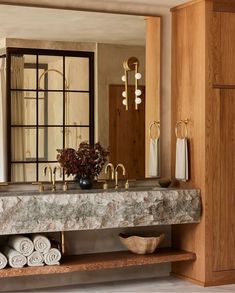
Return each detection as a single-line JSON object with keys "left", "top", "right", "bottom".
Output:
{"left": 44, "top": 165, "right": 52, "bottom": 183}
{"left": 115, "top": 164, "right": 126, "bottom": 189}
{"left": 105, "top": 163, "right": 115, "bottom": 180}
{"left": 52, "top": 166, "right": 62, "bottom": 192}
{"left": 103, "top": 163, "right": 115, "bottom": 189}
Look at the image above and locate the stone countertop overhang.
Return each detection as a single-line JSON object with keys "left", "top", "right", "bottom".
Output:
{"left": 0, "top": 188, "right": 201, "bottom": 235}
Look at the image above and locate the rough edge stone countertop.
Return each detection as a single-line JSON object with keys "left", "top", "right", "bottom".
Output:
{"left": 0, "top": 188, "right": 201, "bottom": 235}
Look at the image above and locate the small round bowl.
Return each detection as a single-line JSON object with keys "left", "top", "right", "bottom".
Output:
{"left": 119, "top": 233, "right": 165, "bottom": 255}
{"left": 158, "top": 178, "right": 171, "bottom": 188}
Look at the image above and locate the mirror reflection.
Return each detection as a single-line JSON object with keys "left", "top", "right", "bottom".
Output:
{"left": 0, "top": 9, "right": 160, "bottom": 183}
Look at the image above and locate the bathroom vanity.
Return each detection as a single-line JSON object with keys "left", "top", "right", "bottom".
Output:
{"left": 0, "top": 187, "right": 201, "bottom": 278}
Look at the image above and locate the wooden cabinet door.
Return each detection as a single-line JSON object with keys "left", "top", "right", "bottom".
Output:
{"left": 213, "top": 12, "right": 235, "bottom": 86}
{"left": 213, "top": 89, "right": 235, "bottom": 271}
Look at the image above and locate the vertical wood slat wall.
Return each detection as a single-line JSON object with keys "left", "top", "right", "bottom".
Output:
{"left": 171, "top": 0, "right": 235, "bottom": 286}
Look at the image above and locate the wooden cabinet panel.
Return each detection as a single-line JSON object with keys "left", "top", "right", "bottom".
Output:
{"left": 213, "top": 12, "right": 235, "bottom": 86}
{"left": 213, "top": 89, "right": 235, "bottom": 271}
{"left": 172, "top": 0, "right": 235, "bottom": 286}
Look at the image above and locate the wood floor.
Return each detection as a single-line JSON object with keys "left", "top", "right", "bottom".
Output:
{"left": 20, "top": 277, "right": 235, "bottom": 292}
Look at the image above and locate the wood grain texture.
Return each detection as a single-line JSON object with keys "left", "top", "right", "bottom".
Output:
{"left": 172, "top": 0, "right": 235, "bottom": 286}
{"left": 171, "top": 0, "right": 206, "bottom": 284}
{"left": 213, "top": 0, "right": 235, "bottom": 13}
{"left": 212, "top": 90, "right": 235, "bottom": 271}
{"left": 145, "top": 17, "right": 161, "bottom": 177}
{"left": 0, "top": 248, "right": 196, "bottom": 278}
{"left": 109, "top": 85, "right": 145, "bottom": 179}
{"left": 171, "top": 0, "right": 206, "bottom": 12}
{"left": 205, "top": 0, "right": 235, "bottom": 285}
{"left": 213, "top": 11, "right": 235, "bottom": 86}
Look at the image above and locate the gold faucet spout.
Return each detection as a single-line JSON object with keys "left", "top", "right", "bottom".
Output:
{"left": 52, "top": 166, "right": 62, "bottom": 192}
{"left": 43, "top": 165, "right": 52, "bottom": 183}
{"left": 115, "top": 163, "right": 126, "bottom": 189}
{"left": 104, "top": 163, "right": 115, "bottom": 180}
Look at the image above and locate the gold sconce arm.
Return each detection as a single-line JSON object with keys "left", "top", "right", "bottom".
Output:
{"left": 122, "top": 57, "right": 141, "bottom": 111}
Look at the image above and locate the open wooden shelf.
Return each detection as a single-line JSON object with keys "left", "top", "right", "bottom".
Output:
{"left": 0, "top": 248, "right": 196, "bottom": 278}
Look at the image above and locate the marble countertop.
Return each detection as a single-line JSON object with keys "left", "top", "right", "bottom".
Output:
{"left": 0, "top": 187, "right": 201, "bottom": 235}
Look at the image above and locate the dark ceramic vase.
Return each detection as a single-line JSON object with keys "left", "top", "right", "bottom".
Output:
{"left": 79, "top": 176, "right": 93, "bottom": 189}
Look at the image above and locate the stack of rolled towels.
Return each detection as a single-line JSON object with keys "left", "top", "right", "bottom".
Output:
{"left": 0, "top": 234, "right": 62, "bottom": 269}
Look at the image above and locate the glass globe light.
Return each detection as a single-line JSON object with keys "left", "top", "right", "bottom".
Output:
{"left": 122, "top": 99, "right": 127, "bottom": 106}
{"left": 135, "top": 89, "right": 142, "bottom": 96}
{"left": 122, "top": 91, "right": 127, "bottom": 98}
{"left": 135, "top": 73, "right": 142, "bottom": 80}
{"left": 121, "top": 75, "right": 126, "bottom": 82}
{"left": 135, "top": 97, "right": 142, "bottom": 105}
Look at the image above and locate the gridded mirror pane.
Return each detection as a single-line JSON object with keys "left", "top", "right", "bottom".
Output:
{"left": 11, "top": 127, "right": 36, "bottom": 162}
{"left": 38, "top": 128, "right": 46, "bottom": 160}
{"left": 65, "top": 93, "right": 89, "bottom": 126}
{"left": 11, "top": 163, "right": 36, "bottom": 182}
{"left": 11, "top": 91, "right": 36, "bottom": 125}
{"left": 39, "top": 127, "right": 63, "bottom": 161}
{"left": 38, "top": 92, "right": 63, "bottom": 125}
{"left": 11, "top": 55, "right": 37, "bottom": 90}
{"left": 65, "top": 57, "right": 89, "bottom": 91}
{"left": 38, "top": 163, "right": 62, "bottom": 182}
{"left": 38, "top": 56, "right": 63, "bottom": 90}
{"left": 65, "top": 127, "right": 90, "bottom": 149}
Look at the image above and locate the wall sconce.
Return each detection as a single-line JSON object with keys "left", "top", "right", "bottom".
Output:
{"left": 121, "top": 57, "right": 142, "bottom": 111}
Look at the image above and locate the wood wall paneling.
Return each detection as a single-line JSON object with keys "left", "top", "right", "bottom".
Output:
{"left": 145, "top": 17, "right": 161, "bottom": 177}
{"left": 172, "top": 0, "right": 235, "bottom": 286}
{"left": 213, "top": 0, "right": 235, "bottom": 13}
{"left": 213, "top": 11, "right": 235, "bottom": 86}
{"left": 212, "top": 90, "right": 235, "bottom": 272}
{"left": 171, "top": 0, "right": 206, "bottom": 285}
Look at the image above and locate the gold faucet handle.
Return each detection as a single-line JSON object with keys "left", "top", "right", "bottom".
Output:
{"left": 125, "top": 180, "right": 129, "bottom": 189}
{"left": 32, "top": 182, "right": 44, "bottom": 193}
{"left": 103, "top": 180, "right": 108, "bottom": 190}
{"left": 0, "top": 182, "right": 9, "bottom": 186}
{"left": 62, "top": 181, "right": 73, "bottom": 191}
{"left": 97, "top": 179, "right": 108, "bottom": 190}
{"left": 97, "top": 179, "right": 109, "bottom": 190}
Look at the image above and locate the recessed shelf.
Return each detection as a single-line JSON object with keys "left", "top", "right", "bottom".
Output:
{"left": 0, "top": 248, "right": 196, "bottom": 278}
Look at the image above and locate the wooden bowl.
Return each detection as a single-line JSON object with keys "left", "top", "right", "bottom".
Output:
{"left": 119, "top": 233, "right": 165, "bottom": 254}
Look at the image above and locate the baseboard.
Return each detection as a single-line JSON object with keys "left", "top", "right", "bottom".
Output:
{"left": 170, "top": 272, "right": 206, "bottom": 287}
{"left": 171, "top": 271, "right": 235, "bottom": 287}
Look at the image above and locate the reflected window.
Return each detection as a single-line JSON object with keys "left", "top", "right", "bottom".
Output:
{"left": 8, "top": 48, "right": 94, "bottom": 182}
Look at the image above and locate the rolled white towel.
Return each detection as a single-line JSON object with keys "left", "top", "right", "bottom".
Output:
{"left": 27, "top": 251, "right": 44, "bottom": 267}
{"left": 8, "top": 235, "right": 34, "bottom": 257}
{"left": 44, "top": 247, "right": 61, "bottom": 266}
{"left": 3, "top": 246, "right": 27, "bottom": 268}
{"left": 0, "top": 252, "right": 7, "bottom": 269}
{"left": 31, "top": 234, "right": 51, "bottom": 253}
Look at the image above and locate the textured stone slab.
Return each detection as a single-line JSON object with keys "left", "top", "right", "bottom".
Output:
{"left": 0, "top": 188, "right": 201, "bottom": 235}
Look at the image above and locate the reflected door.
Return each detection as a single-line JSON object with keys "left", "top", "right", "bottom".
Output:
{"left": 109, "top": 85, "right": 145, "bottom": 180}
